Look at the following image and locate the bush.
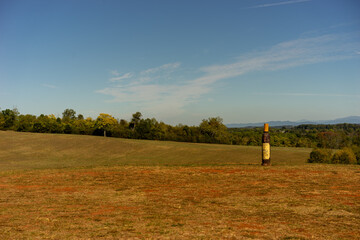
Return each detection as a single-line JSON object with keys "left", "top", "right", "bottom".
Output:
{"left": 308, "top": 148, "right": 332, "bottom": 163}
{"left": 356, "top": 151, "right": 360, "bottom": 165}
{"left": 331, "top": 148, "right": 357, "bottom": 164}
{"left": 351, "top": 146, "right": 360, "bottom": 165}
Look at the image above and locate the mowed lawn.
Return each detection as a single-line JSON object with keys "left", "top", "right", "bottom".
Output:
{"left": 0, "top": 131, "right": 359, "bottom": 239}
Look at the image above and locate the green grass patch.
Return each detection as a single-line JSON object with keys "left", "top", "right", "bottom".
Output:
{"left": 0, "top": 131, "right": 310, "bottom": 170}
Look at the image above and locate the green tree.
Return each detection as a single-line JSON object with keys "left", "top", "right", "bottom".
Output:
{"left": 1, "top": 108, "right": 19, "bottom": 129}
{"left": 308, "top": 148, "right": 332, "bottom": 163}
{"left": 130, "top": 112, "right": 142, "bottom": 129}
{"left": 77, "top": 114, "right": 84, "bottom": 120}
{"left": 199, "top": 117, "right": 230, "bottom": 143}
{"left": 119, "top": 119, "right": 128, "bottom": 127}
{"left": 16, "top": 114, "right": 37, "bottom": 132}
{"left": 33, "top": 114, "right": 50, "bottom": 133}
{"left": 95, "top": 113, "right": 118, "bottom": 137}
{"left": 0, "top": 113, "right": 5, "bottom": 129}
{"left": 62, "top": 109, "right": 76, "bottom": 122}
{"left": 47, "top": 114, "right": 63, "bottom": 133}
{"left": 135, "top": 118, "right": 161, "bottom": 139}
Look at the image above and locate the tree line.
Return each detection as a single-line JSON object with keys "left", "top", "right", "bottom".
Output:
{"left": 229, "top": 124, "right": 360, "bottom": 149}
{"left": 1, "top": 108, "right": 360, "bottom": 154}
{"left": 0, "top": 108, "right": 232, "bottom": 144}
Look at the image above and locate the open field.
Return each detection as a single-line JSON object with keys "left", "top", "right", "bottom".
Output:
{"left": 0, "top": 131, "right": 311, "bottom": 170}
{"left": 0, "top": 131, "right": 359, "bottom": 239}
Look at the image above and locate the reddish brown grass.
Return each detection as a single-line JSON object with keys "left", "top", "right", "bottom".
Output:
{"left": 0, "top": 166, "right": 359, "bottom": 239}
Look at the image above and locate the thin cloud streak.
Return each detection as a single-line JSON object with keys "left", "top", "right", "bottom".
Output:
{"left": 109, "top": 72, "right": 133, "bottom": 82}
{"left": 248, "top": 0, "right": 311, "bottom": 9}
{"left": 141, "top": 62, "right": 181, "bottom": 75}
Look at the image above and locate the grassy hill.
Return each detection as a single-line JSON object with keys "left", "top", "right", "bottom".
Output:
{"left": 0, "top": 131, "right": 359, "bottom": 239}
{"left": 0, "top": 131, "right": 310, "bottom": 170}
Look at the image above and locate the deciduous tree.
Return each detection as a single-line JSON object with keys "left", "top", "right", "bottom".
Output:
{"left": 1, "top": 108, "right": 19, "bottom": 129}
{"left": 130, "top": 112, "right": 142, "bottom": 129}
{"left": 62, "top": 109, "right": 76, "bottom": 122}
{"left": 95, "top": 113, "right": 118, "bottom": 137}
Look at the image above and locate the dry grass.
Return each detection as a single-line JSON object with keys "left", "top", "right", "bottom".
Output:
{"left": 0, "top": 131, "right": 359, "bottom": 239}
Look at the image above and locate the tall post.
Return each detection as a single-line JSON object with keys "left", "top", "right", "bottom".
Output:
{"left": 262, "top": 123, "right": 271, "bottom": 166}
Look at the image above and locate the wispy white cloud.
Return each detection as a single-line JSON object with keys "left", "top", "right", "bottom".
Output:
{"left": 97, "top": 33, "right": 360, "bottom": 120}
{"left": 199, "top": 34, "right": 358, "bottom": 81}
{"left": 42, "top": 84, "right": 57, "bottom": 89}
{"left": 109, "top": 72, "right": 133, "bottom": 82}
{"left": 97, "top": 70, "right": 210, "bottom": 118}
{"left": 248, "top": 0, "right": 311, "bottom": 9}
{"left": 97, "top": 62, "right": 208, "bottom": 118}
{"left": 141, "top": 62, "right": 181, "bottom": 75}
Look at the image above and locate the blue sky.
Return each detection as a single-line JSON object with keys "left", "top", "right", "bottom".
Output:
{"left": 1, "top": 0, "right": 359, "bottom": 125}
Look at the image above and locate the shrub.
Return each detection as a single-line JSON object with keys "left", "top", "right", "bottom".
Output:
{"left": 351, "top": 146, "right": 360, "bottom": 165}
{"left": 331, "top": 148, "right": 357, "bottom": 164}
{"left": 356, "top": 151, "right": 360, "bottom": 165}
{"left": 308, "top": 148, "right": 332, "bottom": 163}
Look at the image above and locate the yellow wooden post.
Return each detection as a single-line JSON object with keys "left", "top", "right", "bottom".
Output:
{"left": 262, "top": 123, "right": 271, "bottom": 166}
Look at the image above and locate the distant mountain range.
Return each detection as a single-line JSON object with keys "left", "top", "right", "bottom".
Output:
{"left": 226, "top": 116, "right": 360, "bottom": 128}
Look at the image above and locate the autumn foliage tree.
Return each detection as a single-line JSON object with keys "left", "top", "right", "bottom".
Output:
{"left": 95, "top": 113, "right": 118, "bottom": 137}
